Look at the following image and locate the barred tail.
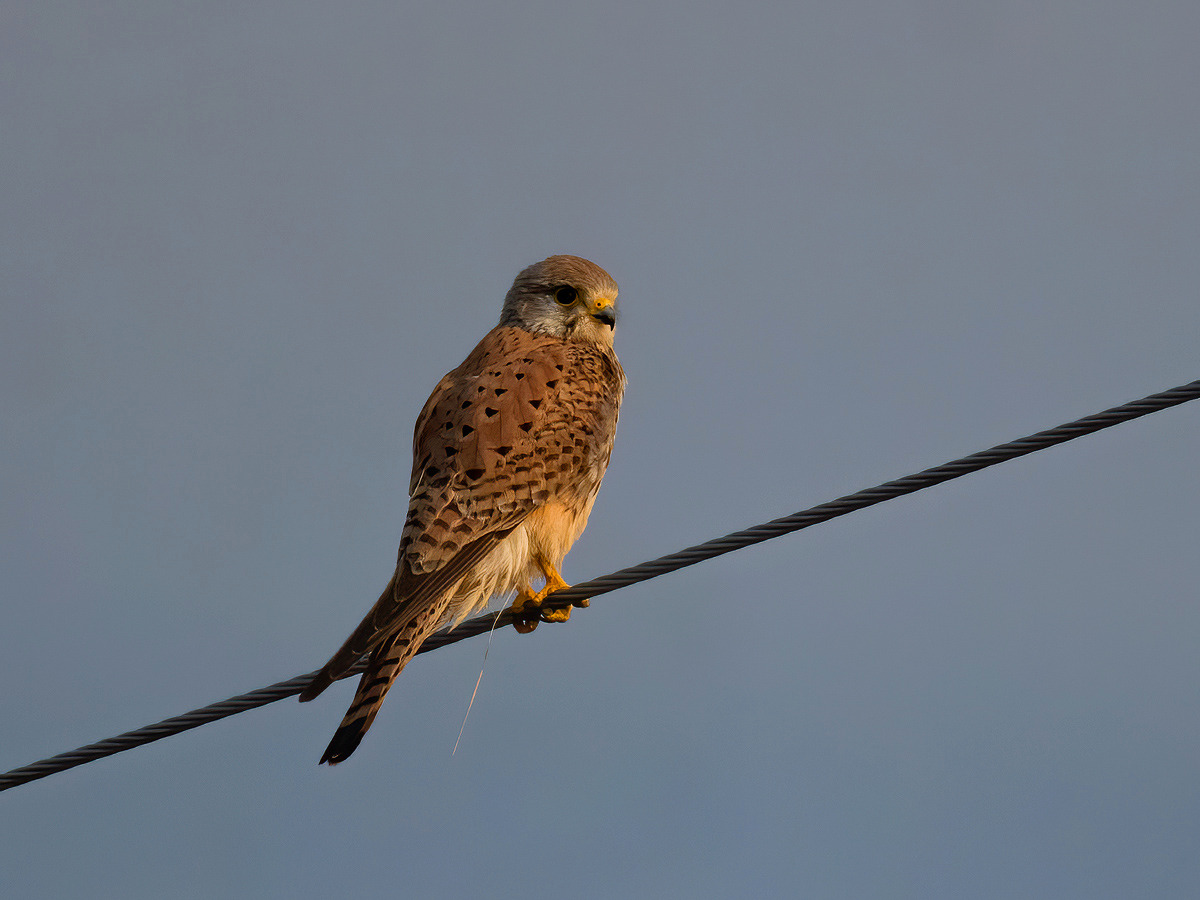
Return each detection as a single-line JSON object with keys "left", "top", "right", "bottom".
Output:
{"left": 317, "top": 614, "right": 441, "bottom": 765}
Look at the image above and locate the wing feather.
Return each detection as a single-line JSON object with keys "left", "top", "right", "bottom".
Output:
{"left": 298, "top": 524, "right": 518, "bottom": 701}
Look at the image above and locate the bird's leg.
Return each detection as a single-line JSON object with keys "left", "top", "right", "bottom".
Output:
{"left": 533, "top": 564, "right": 572, "bottom": 624}
{"left": 508, "top": 559, "right": 584, "bottom": 633}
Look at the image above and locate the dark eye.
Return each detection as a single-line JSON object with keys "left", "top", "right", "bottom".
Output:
{"left": 554, "top": 285, "right": 578, "bottom": 306}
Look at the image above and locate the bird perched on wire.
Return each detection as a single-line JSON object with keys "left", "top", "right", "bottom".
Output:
{"left": 299, "top": 255, "right": 626, "bottom": 764}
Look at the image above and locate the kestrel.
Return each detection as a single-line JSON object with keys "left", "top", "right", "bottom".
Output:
{"left": 299, "top": 255, "right": 625, "bottom": 764}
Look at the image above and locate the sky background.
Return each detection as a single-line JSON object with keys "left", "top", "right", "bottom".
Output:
{"left": 3, "top": 2, "right": 1199, "bottom": 898}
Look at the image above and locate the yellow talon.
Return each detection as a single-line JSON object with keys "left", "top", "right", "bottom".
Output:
{"left": 540, "top": 605, "right": 572, "bottom": 624}
{"left": 510, "top": 586, "right": 541, "bottom": 634}
{"left": 508, "top": 564, "right": 577, "bottom": 633}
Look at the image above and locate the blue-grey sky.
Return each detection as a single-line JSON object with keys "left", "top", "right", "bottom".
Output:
{"left": 3, "top": 3, "right": 1199, "bottom": 898}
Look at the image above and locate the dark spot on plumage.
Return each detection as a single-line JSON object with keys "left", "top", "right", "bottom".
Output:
{"left": 529, "top": 399, "right": 542, "bottom": 409}
{"left": 518, "top": 422, "right": 532, "bottom": 432}
{"left": 444, "top": 446, "right": 458, "bottom": 457}
{"left": 461, "top": 424, "right": 474, "bottom": 437}
{"left": 495, "top": 446, "right": 512, "bottom": 456}
{"left": 555, "top": 363, "right": 565, "bottom": 372}
{"left": 460, "top": 401, "right": 471, "bottom": 410}
{"left": 545, "top": 379, "right": 558, "bottom": 389}
{"left": 514, "top": 372, "right": 525, "bottom": 380}
{"left": 493, "top": 387, "right": 507, "bottom": 396}
{"left": 484, "top": 407, "right": 498, "bottom": 417}
{"left": 423, "top": 465, "right": 439, "bottom": 478}
{"left": 464, "top": 468, "right": 484, "bottom": 481}
{"left": 417, "top": 534, "right": 437, "bottom": 545}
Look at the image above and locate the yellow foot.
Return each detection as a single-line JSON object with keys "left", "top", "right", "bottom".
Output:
{"left": 509, "top": 572, "right": 583, "bottom": 633}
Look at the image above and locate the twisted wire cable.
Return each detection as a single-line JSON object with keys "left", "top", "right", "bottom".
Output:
{"left": 3, "top": 378, "right": 1197, "bottom": 792}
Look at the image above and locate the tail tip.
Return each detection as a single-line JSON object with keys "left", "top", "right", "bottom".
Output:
{"left": 318, "top": 724, "right": 365, "bottom": 765}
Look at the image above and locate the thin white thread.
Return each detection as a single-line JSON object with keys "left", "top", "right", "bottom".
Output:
{"left": 452, "top": 610, "right": 503, "bottom": 755}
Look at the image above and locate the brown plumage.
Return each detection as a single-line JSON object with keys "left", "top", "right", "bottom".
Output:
{"left": 299, "top": 255, "right": 625, "bottom": 764}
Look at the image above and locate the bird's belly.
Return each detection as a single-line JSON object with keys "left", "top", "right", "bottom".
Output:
{"left": 521, "top": 498, "right": 593, "bottom": 565}
{"left": 443, "top": 498, "right": 594, "bottom": 625}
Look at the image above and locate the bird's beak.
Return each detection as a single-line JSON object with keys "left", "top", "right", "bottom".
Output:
{"left": 590, "top": 295, "right": 617, "bottom": 329}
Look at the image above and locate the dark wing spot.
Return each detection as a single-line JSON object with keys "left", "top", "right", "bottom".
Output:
{"left": 529, "top": 399, "right": 542, "bottom": 410}
{"left": 555, "top": 364, "right": 565, "bottom": 372}
{"left": 495, "top": 446, "right": 512, "bottom": 456}
{"left": 514, "top": 372, "right": 525, "bottom": 380}
{"left": 545, "top": 379, "right": 559, "bottom": 389}
{"left": 444, "top": 446, "right": 458, "bottom": 457}
{"left": 423, "top": 465, "right": 439, "bottom": 478}
{"left": 484, "top": 407, "right": 498, "bottom": 418}
{"left": 518, "top": 422, "right": 533, "bottom": 432}
{"left": 493, "top": 387, "right": 507, "bottom": 396}
{"left": 461, "top": 424, "right": 474, "bottom": 437}
{"left": 460, "top": 401, "right": 472, "bottom": 410}
{"left": 464, "top": 468, "right": 484, "bottom": 481}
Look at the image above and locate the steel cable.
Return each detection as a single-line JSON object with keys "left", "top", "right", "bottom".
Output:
{"left": 3, "top": 378, "right": 1198, "bottom": 792}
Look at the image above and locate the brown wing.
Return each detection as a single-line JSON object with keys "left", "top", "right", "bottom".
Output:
{"left": 299, "top": 326, "right": 574, "bottom": 700}
{"left": 297, "top": 527, "right": 515, "bottom": 700}
{"left": 400, "top": 325, "right": 575, "bottom": 574}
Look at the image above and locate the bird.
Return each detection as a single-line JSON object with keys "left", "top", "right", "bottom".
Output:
{"left": 299, "top": 255, "right": 626, "bottom": 764}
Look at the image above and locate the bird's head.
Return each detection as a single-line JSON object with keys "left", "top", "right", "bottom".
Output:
{"left": 500, "top": 255, "right": 619, "bottom": 347}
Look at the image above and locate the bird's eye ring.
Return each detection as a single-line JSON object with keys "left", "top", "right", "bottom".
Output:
{"left": 554, "top": 286, "right": 578, "bottom": 306}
